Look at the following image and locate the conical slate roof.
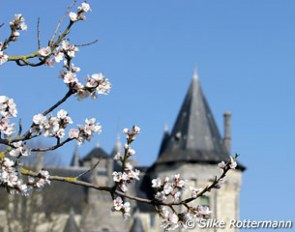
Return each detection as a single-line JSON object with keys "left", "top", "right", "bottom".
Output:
{"left": 157, "top": 70, "right": 229, "bottom": 164}
{"left": 70, "top": 146, "right": 80, "bottom": 167}
{"left": 130, "top": 215, "right": 145, "bottom": 232}
{"left": 63, "top": 209, "right": 81, "bottom": 232}
{"left": 82, "top": 144, "right": 109, "bottom": 161}
{"left": 157, "top": 125, "right": 170, "bottom": 157}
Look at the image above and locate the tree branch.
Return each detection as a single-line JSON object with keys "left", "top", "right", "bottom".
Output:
{"left": 31, "top": 138, "right": 74, "bottom": 152}
{"left": 21, "top": 161, "right": 233, "bottom": 208}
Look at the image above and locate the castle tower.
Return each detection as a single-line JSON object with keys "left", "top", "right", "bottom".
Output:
{"left": 70, "top": 146, "right": 80, "bottom": 168}
{"left": 148, "top": 68, "right": 245, "bottom": 232}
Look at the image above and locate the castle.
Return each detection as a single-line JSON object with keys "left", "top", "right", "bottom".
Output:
{"left": 0, "top": 69, "right": 245, "bottom": 232}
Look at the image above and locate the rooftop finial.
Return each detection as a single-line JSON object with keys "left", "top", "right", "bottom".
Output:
{"left": 95, "top": 142, "right": 100, "bottom": 148}
{"left": 164, "top": 122, "right": 169, "bottom": 132}
{"left": 193, "top": 65, "right": 198, "bottom": 80}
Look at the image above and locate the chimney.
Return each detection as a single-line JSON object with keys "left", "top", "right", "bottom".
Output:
{"left": 223, "top": 112, "right": 231, "bottom": 154}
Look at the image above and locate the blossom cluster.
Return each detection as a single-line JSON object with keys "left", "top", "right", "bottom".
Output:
{"left": 152, "top": 155, "right": 238, "bottom": 230}
{"left": 39, "top": 39, "right": 79, "bottom": 63}
{"left": 60, "top": 69, "right": 112, "bottom": 100}
{"left": 112, "top": 196, "right": 131, "bottom": 220}
{"left": 38, "top": 2, "right": 91, "bottom": 60}
{"left": 112, "top": 162, "right": 140, "bottom": 193}
{"left": 69, "top": 2, "right": 91, "bottom": 22}
{"left": 159, "top": 205, "right": 212, "bottom": 231}
{"left": 32, "top": 109, "right": 102, "bottom": 144}
{"left": 0, "top": 14, "right": 27, "bottom": 65}
{"left": 9, "top": 141, "right": 31, "bottom": 157}
{"left": 9, "top": 14, "right": 27, "bottom": 36}
{"left": 0, "top": 96, "right": 17, "bottom": 138}
{"left": 41, "top": 40, "right": 111, "bottom": 101}
{"left": 0, "top": 157, "right": 50, "bottom": 196}
{"left": 152, "top": 174, "right": 186, "bottom": 202}
{"left": 112, "top": 126, "right": 141, "bottom": 218}
{"left": 0, "top": 45, "right": 9, "bottom": 65}
{"left": 39, "top": 38, "right": 111, "bottom": 100}
{"left": 152, "top": 174, "right": 211, "bottom": 230}
{"left": 218, "top": 156, "right": 238, "bottom": 170}
{"left": 69, "top": 118, "right": 102, "bottom": 144}
{"left": 28, "top": 170, "right": 51, "bottom": 189}
{"left": 32, "top": 109, "right": 73, "bottom": 138}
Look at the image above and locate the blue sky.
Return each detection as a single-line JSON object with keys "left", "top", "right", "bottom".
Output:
{"left": 1, "top": 0, "right": 295, "bottom": 230}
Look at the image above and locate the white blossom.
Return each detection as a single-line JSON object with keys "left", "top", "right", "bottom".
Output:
{"left": 85, "top": 118, "right": 101, "bottom": 132}
{"left": 113, "top": 196, "right": 123, "bottom": 211}
{"left": 196, "top": 205, "right": 211, "bottom": 217}
{"left": 63, "top": 71, "right": 78, "bottom": 84}
{"left": 163, "top": 182, "right": 173, "bottom": 195}
{"left": 80, "top": 2, "right": 91, "bottom": 12}
{"left": 69, "top": 118, "right": 102, "bottom": 144}
{"left": 123, "top": 128, "right": 129, "bottom": 134}
{"left": 152, "top": 178, "right": 162, "bottom": 188}
{"left": 38, "top": 46, "right": 51, "bottom": 57}
{"left": 69, "top": 12, "right": 78, "bottom": 22}
{"left": 127, "top": 148, "right": 135, "bottom": 156}
{"left": 85, "top": 73, "right": 111, "bottom": 98}
{"left": 69, "top": 128, "right": 79, "bottom": 139}
{"left": 132, "top": 125, "right": 141, "bottom": 134}
{"left": 113, "top": 153, "right": 123, "bottom": 161}
{"left": 0, "top": 51, "right": 8, "bottom": 65}
{"left": 161, "top": 211, "right": 180, "bottom": 231}
{"left": 9, "top": 141, "right": 31, "bottom": 157}
{"left": 33, "top": 114, "right": 46, "bottom": 126}
{"left": 57, "top": 109, "right": 73, "bottom": 125}
{"left": 190, "top": 187, "right": 200, "bottom": 198}
{"left": 229, "top": 156, "right": 237, "bottom": 169}
{"left": 218, "top": 161, "right": 226, "bottom": 169}
{"left": 127, "top": 169, "right": 140, "bottom": 180}
{"left": 10, "top": 14, "right": 27, "bottom": 31}
{"left": 0, "top": 96, "right": 17, "bottom": 117}
{"left": 123, "top": 201, "right": 131, "bottom": 219}
{"left": 54, "top": 51, "right": 64, "bottom": 63}
{"left": 55, "top": 128, "right": 65, "bottom": 138}
{"left": 60, "top": 40, "right": 79, "bottom": 58}
{"left": 12, "top": 31, "right": 20, "bottom": 37}
{"left": 119, "top": 182, "right": 128, "bottom": 192}
{"left": 0, "top": 118, "right": 15, "bottom": 138}
{"left": 112, "top": 171, "right": 122, "bottom": 182}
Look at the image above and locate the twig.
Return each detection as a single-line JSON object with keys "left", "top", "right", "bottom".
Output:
{"left": 18, "top": 119, "right": 22, "bottom": 136}
{"left": 31, "top": 138, "right": 74, "bottom": 152}
{"left": 0, "top": 89, "right": 75, "bottom": 146}
{"left": 49, "top": 0, "right": 77, "bottom": 44}
{"left": 42, "top": 89, "right": 74, "bottom": 116}
{"left": 37, "top": 17, "right": 41, "bottom": 50}
{"left": 75, "top": 39, "right": 98, "bottom": 48}
{"left": 75, "top": 159, "right": 101, "bottom": 179}
{"left": 22, "top": 89, "right": 74, "bottom": 140}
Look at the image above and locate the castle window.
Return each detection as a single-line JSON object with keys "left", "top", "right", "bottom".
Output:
{"left": 188, "top": 178, "right": 197, "bottom": 187}
{"left": 200, "top": 196, "right": 210, "bottom": 207}
{"left": 150, "top": 213, "right": 155, "bottom": 228}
